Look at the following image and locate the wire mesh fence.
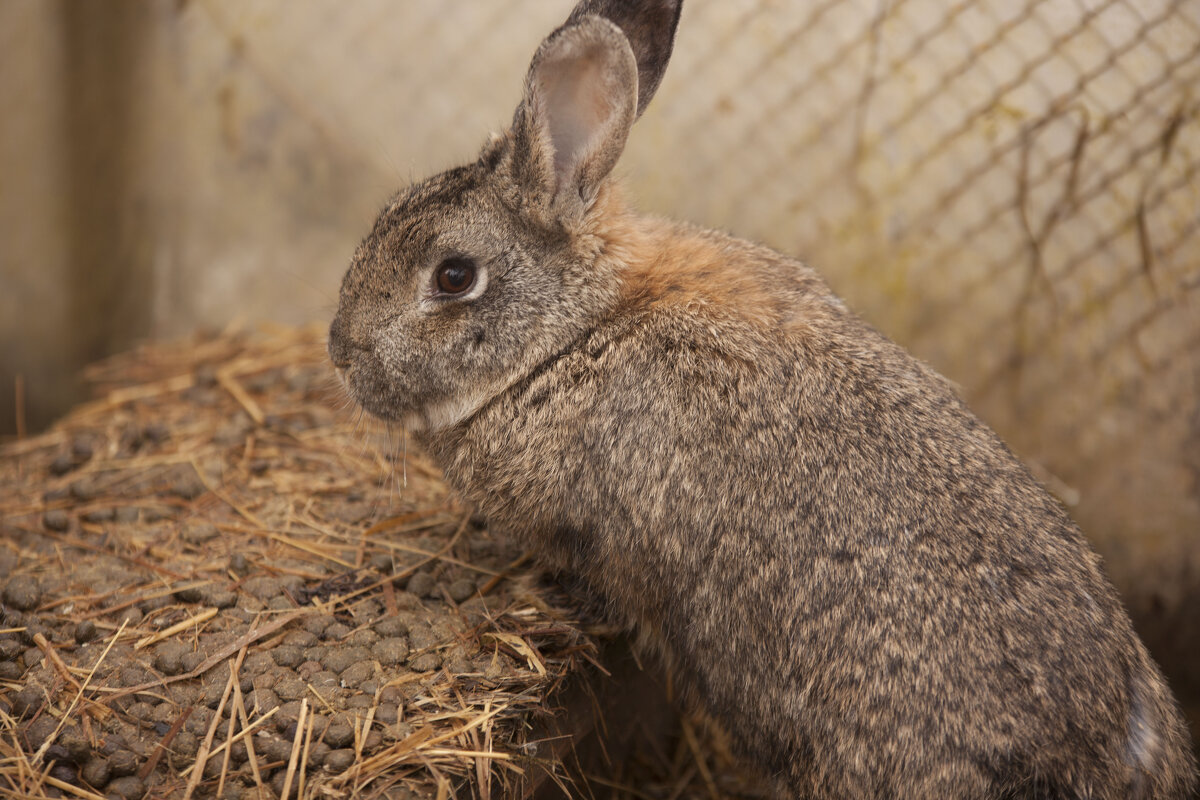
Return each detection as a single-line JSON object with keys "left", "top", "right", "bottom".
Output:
{"left": 636, "top": 0, "right": 1200, "bottom": 570}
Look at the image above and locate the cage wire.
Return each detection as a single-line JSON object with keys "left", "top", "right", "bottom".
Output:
{"left": 639, "top": 0, "right": 1200, "bottom": 582}
{"left": 204, "top": 0, "right": 1197, "bottom": 641}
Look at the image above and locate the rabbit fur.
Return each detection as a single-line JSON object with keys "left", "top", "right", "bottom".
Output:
{"left": 329, "top": 1, "right": 1197, "bottom": 796}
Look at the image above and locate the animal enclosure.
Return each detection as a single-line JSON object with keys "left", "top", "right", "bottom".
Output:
{"left": 1, "top": 0, "right": 1198, "bottom": 795}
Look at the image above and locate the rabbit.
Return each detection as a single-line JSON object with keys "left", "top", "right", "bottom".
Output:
{"left": 328, "top": 1, "right": 1198, "bottom": 797}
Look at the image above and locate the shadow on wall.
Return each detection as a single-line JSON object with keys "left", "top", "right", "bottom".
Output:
{"left": 62, "top": 4, "right": 158, "bottom": 400}
{"left": 3, "top": 2, "right": 154, "bottom": 434}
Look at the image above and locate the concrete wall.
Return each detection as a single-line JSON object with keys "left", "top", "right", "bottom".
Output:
{"left": 2, "top": 0, "right": 1198, "bottom": 703}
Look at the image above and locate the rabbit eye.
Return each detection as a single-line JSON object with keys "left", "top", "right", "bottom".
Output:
{"left": 435, "top": 257, "right": 476, "bottom": 295}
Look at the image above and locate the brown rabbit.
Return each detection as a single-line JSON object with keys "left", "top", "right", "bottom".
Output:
{"left": 329, "top": 1, "right": 1197, "bottom": 796}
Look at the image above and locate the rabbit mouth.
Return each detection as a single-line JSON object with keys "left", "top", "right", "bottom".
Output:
{"left": 335, "top": 361, "right": 483, "bottom": 432}
{"left": 335, "top": 362, "right": 413, "bottom": 424}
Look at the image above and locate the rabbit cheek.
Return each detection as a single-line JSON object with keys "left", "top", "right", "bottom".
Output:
{"left": 350, "top": 318, "right": 474, "bottom": 432}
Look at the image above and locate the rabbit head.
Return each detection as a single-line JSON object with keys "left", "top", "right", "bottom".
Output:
{"left": 328, "top": 0, "right": 682, "bottom": 432}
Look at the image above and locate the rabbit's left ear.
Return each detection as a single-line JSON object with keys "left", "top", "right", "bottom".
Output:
{"left": 511, "top": 16, "right": 639, "bottom": 221}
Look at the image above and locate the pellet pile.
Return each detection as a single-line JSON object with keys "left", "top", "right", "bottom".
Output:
{"left": 0, "top": 325, "right": 620, "bottom": 800}
{"left": 0, "top": 325, "right": 766, "bottom": 800}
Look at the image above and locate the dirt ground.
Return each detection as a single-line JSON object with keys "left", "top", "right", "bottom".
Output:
{"left": 0, "top": 325, "right": 764, "bottom": 800}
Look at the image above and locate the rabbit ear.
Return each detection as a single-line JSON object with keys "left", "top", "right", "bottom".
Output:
{"left": 565, "top": 0, "right": 682, "bottom": 118}
{"left": 512, "top": 16, "right": 639, "bottom": 220}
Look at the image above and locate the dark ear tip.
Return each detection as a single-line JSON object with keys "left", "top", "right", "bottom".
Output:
{"left": 565, "top": 0, "right": 682, "bottom": 118}
{"left": 567, "top": 0, "right": 683, "bottom": 44}
{"left": 569, "top": 0, "right": 683, "bottom": 23}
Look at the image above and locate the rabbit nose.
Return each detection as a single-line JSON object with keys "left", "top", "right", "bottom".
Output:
{"left": 328, "top": 313, "right": 369, "bottom": 368}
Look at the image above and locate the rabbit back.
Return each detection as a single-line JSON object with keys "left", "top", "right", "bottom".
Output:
{"left": 421, "top": 216, "right": 1196, "bottom": 799}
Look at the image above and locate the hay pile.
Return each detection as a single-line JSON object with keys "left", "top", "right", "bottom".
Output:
{"left": 0, "top": 325, "right": 763, "bottom": 799}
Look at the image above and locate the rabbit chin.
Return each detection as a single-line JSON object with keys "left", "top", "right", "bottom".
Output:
{"left": 401, "top": 390, "right": 492, "bottom": 434}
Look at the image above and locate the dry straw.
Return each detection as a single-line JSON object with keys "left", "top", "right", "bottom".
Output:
{"left": 0, "top": 325, "right": 600, "bottom": 798}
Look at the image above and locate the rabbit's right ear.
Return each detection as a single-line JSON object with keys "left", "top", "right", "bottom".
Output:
{"left": 566, "top": 0, "right": 683, "bottom": 118}
{"left": 509, "top": 16, "right": 639, "bottom": 224}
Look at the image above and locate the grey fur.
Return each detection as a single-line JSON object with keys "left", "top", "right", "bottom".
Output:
{"left": 330, "top": 2, "right": 1197, "bottom": 797}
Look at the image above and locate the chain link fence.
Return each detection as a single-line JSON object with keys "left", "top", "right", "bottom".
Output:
{"left": 661, "top": 0, "right": 1200, "bottom": 721}
{"left": 619, "top": 0, "right": 1200, "bottom": 582}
